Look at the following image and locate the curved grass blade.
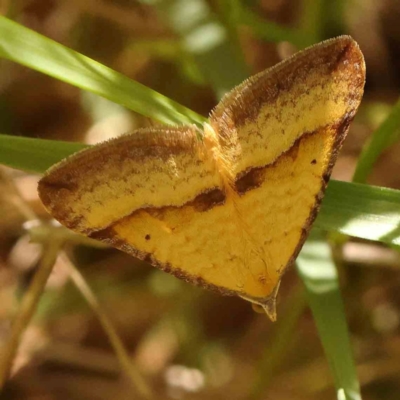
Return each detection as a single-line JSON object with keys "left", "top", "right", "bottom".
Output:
{"left": 148, "top": 0, "right": 249, "bottom": 98}
{"left": 297, "top": 233, "right": 361, "bottom": 400}
{"left": 0, "top": 16, "right": 205, "bottom": 126}
{"left": 238, "top": 5, "right": 313, "bottom": 49}
{"left": 299, "top": 0, "right": 324, "bottom": 43}
{"left": 249, "top": 285, "right": 307, "bottom": 399}
{"left": 317, "top": 180, "right": 400, "bottom": 246}
{"left": 353, "top": 97, "right": 400, "bottom": 183}
{"left": 0, "top": 134, "right": 87, "bottom": 173}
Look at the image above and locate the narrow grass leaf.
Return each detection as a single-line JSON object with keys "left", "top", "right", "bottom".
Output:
{"left": 148, "top": 0, "right": 249, "bottom": 98}
{"left": 0, "top": 134, "right": 87, "bottom": 173}
{"left": 216, "top": 0, "right": 242, "bottom": 29}
{"left": 317, "top": 180, "right": 400, "bottom": 246}
{"left": 238, "top": 5, "right": 313, "bottom": 48}
{"left": 299, "top": 0, "right": 324, "bottom": 43}
{"left": 322, "top": 0, "right": 347, "bottom": 37}
{"left": 0, "top": 16, "right": 205, "bottom": 126}
{"left": 353, "top": 97, "right": 400, "bottom": 183}
{"left": 297, "top": 234, "right": 361, "bottom": 400}
{"left": 250, "top": 285, "right": 307, "bottom": 399}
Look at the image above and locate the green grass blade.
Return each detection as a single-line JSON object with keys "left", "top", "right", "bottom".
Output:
{"left": 297, "top": 234, "right": 361, "bottom": 400}
{"left": 238, "top": 5, "right": 313, "bottom": 48}
{"left": 0, "top": 16, "right": 205, "bottom": 126}
{"left": 148, "top": 0, "right": 249, "bottom": 98}
{"left": 321, "top": 0, "right": 347, "bottom": 37}
{"left": 299, "top": 0, "right": 324, "bottom": 43}
{"left": 216, "top": 0, "right": 242, "bottom": 28}
{"left": 250, "top": 285, "right": 307, "bottom": 399}
{"left": 353, "top": 97, "right": 400, "bottom": 183}
{"left": 0, "top": 134, "right": 87, "bottom": 173}
{"left": 317, "top": 180, "right": 400, "bottom": 246}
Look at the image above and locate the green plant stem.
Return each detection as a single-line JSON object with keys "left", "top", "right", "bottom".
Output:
{"left": 149, "top": 0, "right": 249, "bottom": 98}
{"left": 353, "top": 97, "right": 400, "bottom": 183}
{"left": 297, "top": 233, "right": 361, "bottom": 400}
{"left": 239, "top": 5, "right": 313, "bottom": 48}
{"left": 250, "top": 285, "right": 307, "bottom": 399}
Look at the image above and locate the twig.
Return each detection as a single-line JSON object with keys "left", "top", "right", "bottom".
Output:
{"left": 59, "top": 252, "right": 154, "bottom": 399}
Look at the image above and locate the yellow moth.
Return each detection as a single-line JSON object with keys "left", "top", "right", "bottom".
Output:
{"left": 38, "top": 36, "right": 365, "bottom": 320}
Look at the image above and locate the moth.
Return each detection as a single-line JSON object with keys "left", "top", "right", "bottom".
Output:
{"left": 38, "top": 36, "right": 365, "bottom": 320}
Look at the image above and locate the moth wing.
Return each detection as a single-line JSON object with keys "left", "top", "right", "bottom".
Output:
{"left": 38, "top": 126, "right": 260, "bottom": 301}
{"left": 207, "top": 35, "right": 365, "bottom": 305}
{"left": 38, "top": 36, "right": 366, "bottom": 315}
{"left": 39, "top": 127, "right": 266, "bottom": 300}
{"left": 38, "top": 126, "right": 223, "bottom": 234}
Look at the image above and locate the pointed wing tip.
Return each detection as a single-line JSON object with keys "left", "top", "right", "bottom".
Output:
{"left": 261, "top": 299, "right": 277, "bottom": 322}
{"left": 248, "top": 281, "right": 280, "bottom": 321}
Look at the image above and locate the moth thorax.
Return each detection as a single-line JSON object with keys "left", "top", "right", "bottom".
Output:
{"left": 203, "top": 122, "right": 235, "bottom": 191}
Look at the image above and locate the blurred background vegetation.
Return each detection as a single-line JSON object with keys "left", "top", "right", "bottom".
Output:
{"left": 0, "top": 0, "right": 400, "bottom": 399}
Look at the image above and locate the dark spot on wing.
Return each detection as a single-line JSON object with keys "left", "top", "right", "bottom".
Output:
{"left": 235, "top": 168, "right": 265, "bottom": 194}
{"left": 187, "top": 188, "right": 226, "bottom": 212}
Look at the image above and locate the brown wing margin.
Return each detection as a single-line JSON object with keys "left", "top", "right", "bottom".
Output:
{"left": 38, "top": 126, "right": 222, "bottom": 234}
{"left": 208, "top": 35, "right": 366, "bottom": 178}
